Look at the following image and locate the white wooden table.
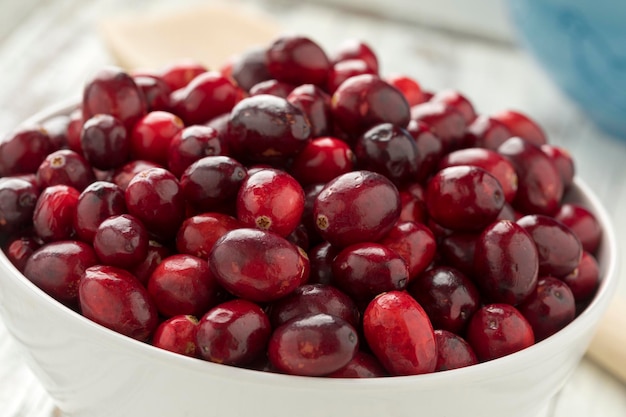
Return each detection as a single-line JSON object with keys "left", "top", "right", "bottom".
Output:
{"left": 0, "top": 0, "right": 625, "bottom": 416}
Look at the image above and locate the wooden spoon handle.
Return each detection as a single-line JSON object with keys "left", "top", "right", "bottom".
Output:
{"left": 586, "top": 298, "right": 626, "bottom": 383}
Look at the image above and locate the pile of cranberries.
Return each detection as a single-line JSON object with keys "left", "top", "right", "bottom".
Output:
{"left": 0, "top": 35, "right": 603, "bottom": 377}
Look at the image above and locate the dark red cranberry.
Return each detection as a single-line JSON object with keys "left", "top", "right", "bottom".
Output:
{"left": 73, "top": 181, "right": 126, "bottom": 243}
{"left": 464, "top": 115, "right": 513, "bottom": 150}
{"left": 492, "top": 110, "right": 547, "bottom": 146}
{"left": 398, "top": 183, "right": 427, "bottom": 224}
{"left": 82, "top": 66, "right": 147, "bottom": 130}
{"left": 327, "top": 59, "right": 377, "bottom": 93}
{"left": 230, "top": 47, "right": 272, "bottom": 91}
{"left": 411, "top": 101, "right": 467, "bottom": 151}
{"left": 112, "top": 160, "right": 161, "bottom": 191}
{"left": 434, "top": 330, "right": 478, "bottom": 371}
{"left": 286, "top": 84, "right": 332, "bottom": 137}
{"left": 474, "top": 220, "right": 539, "bottom": 305}
{"left": 79, "top": 265, "right": 158, "bottom": 341}
{"left": 541, "top": 144, "right": 575, "bottom": 189}
{"left": 466, "top": 304, "right": 535, "bottom": 362}
{"left": 385, "top": 74, "right": 424, "bottom": 106}
{"left": 439, "top": 232, "right": 479, "bottom": 278}
{"left": 562, "top": 251, "right": 599, "bottom": 301}
{"left": 307, "top": 241, "right": 339, "bottom": 285}
{"left": 301, "top": 184, "right": 325, "bottom": 245}
{"left": 327, "top": 351, "right": 387, "bottom": 378}
{"left": 42, "top": 115, "right": 70, "bottom": 150}
{"left": 66, "top": 109, "right": 84, "bottom": 155}
{"left": 93, "top": 214, "right": 149, "bottom": 269}
{"left": 0, "top": 178, "right": 39, "bottom": 235}
{"left": 408, "top": 266, "right": 480, "bottom": 334}
{"left": 130, "top": 111, "right": 184, "bottom": 166}
{"left": 0, "top": 127, "right": 53, "bottom": 176}
{"left": 36, "top": 149, "right": 95, "bottom": 191}
{"left": 290, "top": 137, "right": 355, "bottom": 186}
{"left": 133, "top": 74, "right": 172, "bottom": 112}
{"left": 331, "top": 74, "right": 410, "bottom": 137}
{"left": 209, "top": 228, "right": 309, "bottom": 302}
{"left": 33, "top": 185, "right": 80, "bottom": 242}
{"left": 176, "top": 213, "right": 242, "bottom": 259}
{"left": 80, "top": 114, "right": 130, "bottom": 170}
{"left": 555, "top": 203, "right": 602, "bottom": 254}
{"left": 286, "top": 223, "right": 310, "bottom": 251}
{"left": 266, "top": 35, "right": 330, "bottom": 87}
{"left": 24, "top": 240, "right": 98, "bottom": 306}
{"left": 331, "top": 39, "right": 379, "bottom": 73}
{"left": 168, "top": 125, "right": 226, "bottom": 178}
{"left": 431, "top": 90, "right": 477, "bottom": 125}
{"left": 131, "top": 240, "right": 170, "bottom": 286}
{"left": 363, "top": 291, "right": 436, "bottom": 376}
{"left": 314, "top": 170, "right": 401, "bottom": 248}
{"left": 160, "top": 60, "right": 207, "bottom": 91}
{"left": 249, "top": 79, "right": 295, "bottom": 98}
{"left": 268, "top": 313, "right": 358, "bottom": 376}
{"left": 379, "top": 221, "right": 436, "bottom": 281}
{"left": 4, "top": 234, "right": 41, "bottom": 272}
{"left": 405, "top": 120, "right": 445, "bottom": 183}
{"left": 152, "top": 315, "right": 199, "bottom": 357}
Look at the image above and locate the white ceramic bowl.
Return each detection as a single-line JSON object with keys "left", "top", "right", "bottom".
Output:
{"left": 0, "top": 102, "right": 619, "bottom": 417}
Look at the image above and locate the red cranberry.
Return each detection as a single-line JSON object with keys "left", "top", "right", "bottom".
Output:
{"left": 541, "top": 144, "right": 575, "bottom": 189}
{"left": 4, "top": 234, "right": 41, "bottom": 272}
{"left": 464, "top": 115, "right": 513, "bottom": 150}
{"left": 398, "top": 182, "right": 427, "bottom": 224}
{"left": 209, "top": 228, "right": 309, "bottom": 302}
{"left": 363, "top": 291, "right": 437, "bottom": 376}
{"left": 290, "top": 137, "right": 355, "bottom": 186}
{"left": 176, "top": 213, "right": 242, "bottom": 258}
{"left": 411, "top": 101, "right": 467, "bottom": 151}
{"left": 385, "top": 74, "right": 425, "bottom": 106}
{"left": 327, "top": 59, "right": 377, "bottom": 93}
{"left": 405, "top": 120, "right": 445, "bottom": 183}
{"left": 466, "top": 304, "right": 535, "bottom": 362}
{"left": 230, "top": 47, "right": 272, "bottom": 91}
{"left": 268, "top": 313, "right": 358, "bottom": 376}
{"left": 555, "top": 203, "right": 602, "bottom": 254}
{"left": 24, "top": 240, "right": 98, "bottom": 306}
{"left": 236, "top": 168, "right": 304, "bottom": 237}
{"left": 286, "top": 84, "right": 332, "bottom": 137}
{"left": 81, "top": 114, "right": 130, "bottom": 170}
{"left": 130, "top": 111, "right": 184, "bottom": 166}
{"left": 196, "top": 299, "right": 271, "bottom": 366}
{"left": 474, "top": 220, "right": 539, "bottom": 305}
{"left": 42, "top": 114, "right": 69, "bottom": 150}
{"left": 66, "top": 109, "right": 84, "bottom": 155}
{"left": 327, "top": 351, "right": 387, "bottom": 378}
{"left": 379, "top": 221, "right": 436, "bottom": 281}
{"left": 439, "top": 232, "right": 479, "bottom": 278}
{"left": 168, "top": 125, "right": 226, "bottom": 178}
{"left": 431, "top": 90, "right": 477, "bottom": 125}
{"left": 331, "top": 39, "right": 379, "bottom": 73}
{"left": 33, "top": 185, "right": 80, "bottom": 242}
{"left": 313, "top": 170, "right": 401, "bottom": 247}
{"left": 492, "top": 110, "right": 547, "bottom": 146}
{"left": 434, "top": 330, "right": 478, "bottom": 371}
{"left": 562, "top": 251, "right": 599, "bottom": 301}
{"left": 73, "top": 181, "right": 127, "bottom": 243}
{"left": 160, "top": 60, "right": 207, "bottom": 91}
{"left": 93, "top": 214, "right": 149, "bottom": 269}
{"left": 0, "top": 127, "right": 53, "bottom": 176}
{"left": 0, "top": 178, "right": 39, "bottom": 235}
{"left": 307, "top": 241, "right": 339, "bottom": 285}
{"left": 112, "top": 160, "right": 162, "bottom": 191}
{"left": 249, "top": 79, "right": 295, "bottom": 98}
{"left": 79, "top": 265, "right": 158, "bottom": 341}
{"left": 152, "top": 315, "right": 199, "bottom": 357}
{"left": 266, "top": 35, "right": 330, "bottom": 87}
{"left": 300, "top": 184, "right": 325, "bottom": 244}
{"left": 36, "top": 149, "right": 95, "bottom": 191}
{"left": 131, "top": 240, "right": 170, "bottom": 286}
{"left": 133, "top": 74, "right": 172, "bottom": 112}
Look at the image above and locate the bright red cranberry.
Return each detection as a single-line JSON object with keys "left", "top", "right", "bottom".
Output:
{"left": 131, "top": 240, "right": 170, "bottom": 286}
{"left": 79, "top": 265, "right": 158, "bottom": 341}
{"left": 398, "top": 182, "right": 427, "bottom": 224}
{"left": 133, "top": 74, "right": 172, "bottom": 112}
{"left": 228, "top": 95, "right": 311, "bottom": 163}
{"left": 331, "top": 39, "right": 379, "bottom": 73}
{"left": 331, "top": 74, "right": 410, "bottom": 137}
{"left": 290, "top": 137, "right": 355, "bottom": 186}
{"left": 148, "top": 254, "right": 218, "bottom": 318}
{"left": 171, "top": 71, "right": 243, "bottom": 125}
{"left": 408, "top": 266, "right": 480, "bottom": 334}
{"left": 379, "top": 221, "right": 436, "bottom": 281}
{"left": 33, "top": 185, "right": 80, "bottom": 242}
{"left": 160, "top": 60, "right": 207, "bottom": 91}
{"left": 439, "top": 232, "right": 479, "bottom": 278}
{"left": 209, "top": 228, "right": 309, "bottom": 302}
{"left": 434, "top": 330, "right": 478, "bottom": 371}
{"left": 125, "top": 167, "right": 186, "bottom": 241}
{"left": 80, "top": 114, "right": 130, "bottom": 170}
{"left": 0, "top": 178, "right": 39, "bottom": 235}
{"left": 363, "top": 291, "right": 436, "bottom": 376}
{"left": 112, "top": 160, "right": 162, "bottom": 191}
{"left": 438, "top": 147, "right": 518, "bottom": 203}
{"left": 314, "top": 170, "right": 401, "bottom": 247}
{"left": 176, "top": 213, "right": 242, "bottom": 258}
{"left": 555, "top": 203, "right": 602, "bottom": 254}
{"left": 36, "top": 149, "right": 95, "bottom": 191}
{"left": 230, "top": 47, "right": 272, "bottom": 91}
{"left": 474, "top": 220, "right": 539, "bottom": 304}
{"left": 42, "top": 114, "right": 69, "bottom": 150}
{"left": 249, "top": 79, "right": 295, "bottom": 98}
{"left": 196, "top": 299, "right": 271, "bottom": 366}
{"left": 540, "top": 144, "right": 575, "bottom": 189}
{"left": 266, "top": 35, "right": 330, "bottom": 87}
{"left": 93, "top": 214, "right": 149, "bottom": 269}
{"left": 152, "top": 315, "right": 199, "bottom": 357}
{"left": 431, "top": 90, "right": 477, "bottom": 125}
{"left": 82, "top": 66, "right": 147, "bottom": 130}
{"left": 411, "top": 101, "right": 467, "bottom": 151}
{"left": 236, "top": 169, "right": 304, "bottom": 237}
{"left": 24, "top": 240, "right": 98, "bottom": 306}
{"left": 268, "top": 283, "right": 359, "bottom": 329}
{"left": 385, "top": 74, "right": 425, "bottom": 106}
{"left": 562, "top": 251, "right": 599, "bottom": 301}
{"left": 327, "top": 351, "right": 387, "bottom": 378}
{"left": 426, "top": 166, "right": 505, "bottom": 232}
{"left": 66, "top": 109, "right": 84, "bottom": 155}
{"left": 327, "top": 59, "right": 377, "bottom": 93}
{"left": 463, "top": 115, "right": 512, "bottom": 150}
{"left": 492, "top": 109, "right": 547, "bottom": 146}
{"left": 73, "top": 181, "right": 127, "bottom": 243}
{"left": 4, "top": 234, "right": 41, "bottom": 272}
{"left": 130, "top": 111, "right": 184, "bottom": 166}
{"left": 167, "top": 125, "right": 226, "bottom": 178}
{"left": 405, "top": 120, "right": 445, "bottom": 183}
{"left": 268, "top": 313, "right": 358, "bottom": 376}
{"left": 466, "top": 304, "right": 535, "bottom": 362}
{"left": 287, "top": 84, "right": 332, "bottom": 137}
{"left": 497, "top": 137, "right": 564, "bottom": 215}
{"left": 0, "top": 127, "right": 53, "bottom": 176}
{"left": 307, "top": 241, "right": 339, "bottom": 285}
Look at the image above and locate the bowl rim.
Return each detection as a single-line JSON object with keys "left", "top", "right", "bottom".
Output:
{"left": 0, "top": 99, "right": 620, "bottom": 391}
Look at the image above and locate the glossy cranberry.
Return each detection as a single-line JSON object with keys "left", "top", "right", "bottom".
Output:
{"left": 385, "top": 74, "right": 424, "bottom": 106}
{"left": 79, "top": 265, "right": 158, "bottom": 341}
{"left": 74, "top": 181, "right": 127, "bottom": 242}
{"left": 181, "top": 156, "right": 247, "bottom": 212}
{"left": 131, "top": 240, "right": 170, "bottom": 286}
{"left": 431, "top": 90, "right": 477, "bottom": 125}
{"left": 0, "top": 178, "right": 39, "bottom": 235}
{"left": 497, "top": 137, "right": 564, "bottom": 215}
{"left": 42, "top": 114, "right": 69, "bottom": 150}
{"left": 171, "top": 71, "right": 243, "bottom": 125}
{"left": 249, "top": 79, "right": 295, "bottom": 98}
{"left": 93, "top": 214, "right": 149, "bottom": 268}
{"left": 82, "top": 66, "right": 147, "bottom": 130}
{"left": 4, "top": 234, "right": 41, "bottom": 272}
{"left": 327, "top": 351, "right": 387, "bottom": 378}
{"left": 24, "top": 240, "right": 98, "bottom": 306}
{"left": 160, "top": 60, "right": 207, "bottom": 91}
{"left": 464, "top": 115, "right": 513, "bottom": 150}
{"left": 66, "top": 109, "right": 84, "bottom": 155}
{"left": 228, "top": 95, "right": 311, "bottom": 162}
{"left": 287, "top": 84, "right": 332, "bottom": 137}
{"left": 411, "top": 101, "right": 467, "bottom": 151}
{"left": 379, "top": 221, "right": 436, "bottom": 281}
{"left": 438, "top": 147, "right": 518, "bottom": 203}
{"left": 327, "top": 59, "right": 377, "bottom": 93}
{"left": 290, "top": 137, "right": 355, "bottom": 186}
{"left": 363, "top": 291, "right": 436, "bottom": 375}
{"left": 33, "top": 185, "right": 80, "bottom": 242}
{"left": 125, "top": 167, "right": 186, "bottom": 241}
{"left": 236, "top": 169, "right": 304, "bottom": 237}
{"left": 398, "top": 183, "right": 427, "bottom": 224}
{"left": 331, "top": 74, "right": 410, "bottom": 137}
{"left": 314, "top": 170, "right": 401, "bottom": 247}
{"left": 307, "top": 241, "right": 338, "bottom": 285}
{"left": 540, "top": 144, "right": 575, "bottom": 189}
{"left": 492, "top": 110, "right": 547, "bottom": 146}
{"left": 133, "top": 74, "right": 172, "bottom": 112}
{"left": 405, "top": 120, "right": 445, "bottom": 183}
{"left": 112, "top": 160, "right": 161, "bottom": 191}
{"left": 434, "top": 330, "right": 478, "bottom": 371}
{"left": 555, "top": 203, "right": 601, "bottom": 254}
{"left": 268, "top": 313, "right": 358, "bottom": 376}
{"left": 266, "top": 35, "right": 330, "bottom": 87}
{"left": 439, "top": 233, "right": 479, "bottom": 278}
{"left": 466, "top": 304, "right": 535, "bottom": 362}
{"left": 230, "top": 47, "right": 272, "bottom": 91}
{"left": 426, "top": 166, "right": 505, "bottom": 232}
{"left": 408, "top": 266, "right": 480, "bottom": 333}
{"left": 130, "top": 111, "right": 184, "bottom": 166}
{"left": 167, "top": 125, "right": 226, "bottom": 177}
{"left": 474, "top": 220, "right": 539, "bottom": 304}
{"left": 209, "top": 228, "right": 308, "bottom": 302}
{"left": 0, "top": 127, "right": 53, "bottom": 176}
{"left": 79, "top": 114, "right": 129, "bottom": 170}
{"left": 176, "top": 213, "right": 242, "bottom": 258}
{"left": 36, "top": 149, "right": 95, "bottom": 191}
{"left": 152, "top": 315, "right": 199, "bottom": 357}
{"left": 331, "top": 39, "right": 379, "bottom": 73}
{"left": 562, "top": 251, "right": 599, "bottom": 301}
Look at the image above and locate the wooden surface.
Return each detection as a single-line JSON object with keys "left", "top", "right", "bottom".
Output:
{"left": 0, "top": 0, "right": 625, "bottom": 416}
